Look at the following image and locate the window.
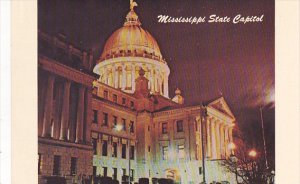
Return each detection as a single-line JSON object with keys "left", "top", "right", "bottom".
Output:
{"left": 70, "top": 157, "right": 77, "bottom": 175}
{"left": 122, "top": 169, "right": 126, "bottom": 182}
{"left": 38, "top": 154, "right": 42, "bottom": 174}
{"left": 122, "top": 168, "right": 126, "bottom": 176}
{"left": 113, "top": 94, "right": 117, "bottom": 103}
{"left": 113, "top": 116, "right": 118, "bottom": 127}
{"left": 53, "top": 155, "right": 61, "bottom": 175}
{"left": 199, "top": 167, "right": 203, "bottom": 175}
{"left": 162, "top": 146, "right": 168, "bottom": 160}
{"left": 178, "top": 145, "right": 185, "bottom": 159}
{"left": 103, "top": 167, "right": 107, "bottom": 177}
{"left": 103, "top": 113, "right": 108, "bottom": 126}
{"left": 130, "top": 146, "right": 135, "bottom": 160}
{"left": 113, "top": 168, "right": 117, "bottom": 180}
{"left": 102, "top": 140, "right": 108, "bottom": 156}
{"left": 93, "top": 166, "right": 97, "bottom": 176}
{"left": 122, "top": 119, "right": 126, "bottom": 131}
{"left": 148, "top": 125, "right": 150, "bottom": 131}
{"left": 162, "top": 123, "right": 168, "bottom": 134}
{"left": 130, "top": 169, "right": 134, "bottom": 181}
{"left": 148, "top": 146, "right": 151, "bottom": 152}
{"left": 103, "top": 90, "right": 108, "bottom": 99}
{"left": 122, "top": 144, "right": 126, "bottom": 159}
{"left": 122, "top": 98, "right": 126, "bottom": 105}
{"left": 112, "top": 142, "right": 117, "bottom": 157}
{"left": 177, "top": 120, "right": 184, "bottom": 132}
{"left": 130, "top": 101, "right": 134, "bottom": 109}
{"left": 93, "top": 110, "right": 98, "bottom": 123}
{"left": 92, "top": 138, "right": 97, "bottom": 154}
{"left": 130, "top": 121, "right": 134, "bottom": 133}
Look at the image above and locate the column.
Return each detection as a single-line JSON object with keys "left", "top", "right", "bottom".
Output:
{"left": 215, "top": 121, "right": 221, "bottom": 159}
{"left": 53, "top": 83, "right": 63, "bottom": 139}
{"left": 163, "top": 74, "right": 168, "bottom": 98}
{"left": 210, "top": 120, "right": 217, "bottom": 159}
{"left": 154, "top": 69, "right": 157, "bottom": 92}
{"left": 38, "top": 73, "right": 47, "bottom": 136}
{"left": 59, "top": 81, "right": 71, "bottom": 140}
{"left": 228, "top": 126, "right": 234, "bottom": 155}
{"left": 224, "top": 126, "right": 229, "bottom": 157}
{"left": 122, "top": 65, "right": 126, "bottom": 90}
{"left": 158, "top": 74, "right": 162, "bottom": 95}
{"left": 42, "top": 75, "right": 55, "bottom": 137}
{"left": 206, "top": 118, "right": 211, "bottom": 158}
{"left": 150, "top": 68, "right": 154, "bottom": 92}
{"left": 85, "top": 87, "right": 93, "bottom": 144}
{"left": 76, "top": 86, "right": 86, "bottom": 143}
{"left": 219, "top": 123, "right": 225, "bottom": 158}
{"left": 113, "top": 65, "right": 118, "bottom": 88}
{"left": 229, "top": 126, "right": 233, "bottom": 143}
{"left": 131, "top": 64, "right": 136, "bottom": 91}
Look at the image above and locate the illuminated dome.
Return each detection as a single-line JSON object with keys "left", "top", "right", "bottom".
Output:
{"left": 94, "top": 5, "right": 170, "bottom": 98}
{"left": 100, "top": 10, "right": 162, "bottom": 60}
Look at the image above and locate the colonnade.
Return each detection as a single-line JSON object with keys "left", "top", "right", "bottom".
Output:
{"left": 38, "top": 73, "right": 91, "bottom": 144}
{"left": 100, "top": 62, "right": 169, "bottom": 98}
{"left": 205, "top": 117, "right": 234, "bottom": 159}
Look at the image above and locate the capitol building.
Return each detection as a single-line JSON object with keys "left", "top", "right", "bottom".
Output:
{"left": 38, "top": 2, "right": 237, "bottom": 184}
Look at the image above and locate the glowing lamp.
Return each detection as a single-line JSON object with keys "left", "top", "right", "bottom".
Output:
{"left": 228, "top": 142, "right": 236, "bottom": 150}
{"left": 248, "top": 150, "right": 257, "bottom": 158}
{"left": 114, "top": 124, "right": 123, "bottom": 131}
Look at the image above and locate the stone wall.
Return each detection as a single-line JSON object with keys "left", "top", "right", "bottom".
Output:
{"left": 38, "top": 141, "right": 93, "bottom": 177}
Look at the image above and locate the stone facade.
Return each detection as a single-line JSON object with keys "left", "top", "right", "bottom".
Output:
{"left": 38, "top": 31, "right": 96, "bottom": 183}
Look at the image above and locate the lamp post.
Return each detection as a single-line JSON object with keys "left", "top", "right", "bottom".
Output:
{"left": 113, "top": 123, "right": 133, "bottom": 184}
{"left": 128, "top": 123, "right": 132, "bottom": 184}
{"left": 200, "top": 107, "right": 207, "bottom": 184}
{"left": 259, "top": 106, "right": 268, "bottom": 169}
{"left": 248, "top": 149, "right": 257, "bottom": 183}
{"left": 228, "top": 142, "right": 238, "bottom": 184}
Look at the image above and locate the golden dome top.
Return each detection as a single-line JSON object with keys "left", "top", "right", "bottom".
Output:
{"left": 100, "top": 10, "right": 163, "bottom": 61}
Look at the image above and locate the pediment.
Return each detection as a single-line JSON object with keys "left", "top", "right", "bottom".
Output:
{"left": 207, "top": 97, "right": 235, "bottom": 119}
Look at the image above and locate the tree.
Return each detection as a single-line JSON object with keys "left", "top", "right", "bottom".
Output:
{"left": 220, "top": 142, "right": 275, "bottom": 184}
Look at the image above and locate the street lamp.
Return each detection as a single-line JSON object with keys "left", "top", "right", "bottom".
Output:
{"left": 114, "top": 123, "right": 133, "bottom": 184}
{"left": 248, "top": 150, "right": 257, "bottom": 158}
{"left": 127, "top": 123, "right": 133, "bottom": 184}
{"left": 228, "top": 142, "right": 236, "bottom": 156}
{"left": 228, "top": 143, "right": 238, "bottom": 184}
{"left": 114, "top": 124, "right": 123, "bottom": 132}
{"left": 259, "top": 106, "right": 269, "bottom": 169}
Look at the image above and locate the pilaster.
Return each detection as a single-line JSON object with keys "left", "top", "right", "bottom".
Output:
{"left": 76, "top": 86, "right": 86, "bottom": 143}
{"left": 42, "top": 75, "right": 55, "bottom": 137}
{"left": 59, "top": 80, "right": 71, "bottom": 140}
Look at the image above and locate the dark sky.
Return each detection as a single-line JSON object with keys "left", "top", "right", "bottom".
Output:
{"left": 38, "top": 0, "right": 275, "bottom": 161}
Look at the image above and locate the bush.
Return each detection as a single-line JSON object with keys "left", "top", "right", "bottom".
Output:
{"left": 111, "top": 179, "right": 119, "bottom": 184}
{"left": 46, "top": 176, "right": 66, "bottom": 184}
{"left": 99, "top": 176, "right": 112, "bottom": 184}
{"left": 158, "top": 178, "right": 174, "bottom": 184}
{"left": 152, "top": 178, "right": 158, "bottom": 184}
{"left": 138, "top": 178, "right": 149, "bottom": 184}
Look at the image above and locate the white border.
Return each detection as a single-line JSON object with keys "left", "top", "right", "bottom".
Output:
{"left": 0, "top": 0, "right": 12, "bottom": 183}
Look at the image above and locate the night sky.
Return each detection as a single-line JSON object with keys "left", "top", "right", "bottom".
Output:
{"left": 38, "top": 0, "right": 275, "bottom": 162}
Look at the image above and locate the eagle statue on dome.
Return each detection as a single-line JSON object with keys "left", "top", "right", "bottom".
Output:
{"left": 130, "top": 0, "right": 138, "bottom": 11}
